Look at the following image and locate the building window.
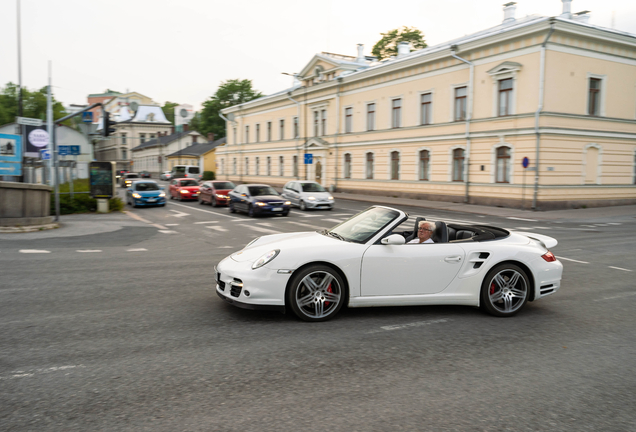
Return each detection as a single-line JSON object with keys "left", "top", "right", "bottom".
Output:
{"left": 293, "top": 117, "right": 299, "bottom": 138}
{"left": 293, "top": 155, "right": 298, "bottom": 177}
{"left": 267, "top": 156, "right": 271, "bottom": 176}
{"left": 496, "top": 146, "right": 510, "bottom": 183}
{"left": 453, "top": 148, "right": 465, "bottom": 181}
{"left": 245, "top": 126, "right": 249, "bottom": 143}
{"left": 314, "top": 111, "right": 320, "bottom": 136}
{"left": 122, "top": 149, "right": 127, "bottom": 160}
{"left": 267, "top": 122, "right": 272, "bottom": 141}
{"left": 121, "top": 134, "right": 127, "bottom": 145}
{"left": 419, "top": 150, "right": 430, "bottom": 181}
{"left": 366, "top": 152, "right": 374, "bottom": 179}
{"left": 140, "top": 133, "right": 146, "bottom": 144}
{"left": 255, "top": 157, "right": 260, "bottom": 175}
{"left": 279, "top": 156, "right": 284, "bottom": 176}
{"left": 150, "top": 134, "right": 155, "bottom": 140}
{"left": 233, "top": 158, "right": 237, "bottom": 175}
{"left": 454, "top": 86, "right": 467, "bottom": 121}
{"left": 279, "top": 119, "right": 285, "bottom": 140}
{"left": 256, "top": 124, "right": 260, "bottom": 142}
{"left": 345, "top": 107, "right": 353, "bottom": 133}
{"left": 392, "top": 99, "right": 402, "bottom": 128}
{"left": 588, "top": 78, "right": 601, "bottom": 116}
{"left": 233, "top": 127, "right": 237, "bottom": 144}
{"left": 321, "top": 110, "right": 327, "bottom": 135}
{"left": 221, "top": 159, "right": 225, "bottom": 174}
{"left": 421, "top": 93, "right": 432, "bottom": 125}
{"left": 367, "top": 103, "right": 375, "bottom": 131}
{"left": 390, "top": 151, "right": 400, "bottom": 180}
{"left": 498, "top": 79, "right": 513, "bottom": 116}
{"left": 344, "top": 153, "right": 352, "bottom": 179}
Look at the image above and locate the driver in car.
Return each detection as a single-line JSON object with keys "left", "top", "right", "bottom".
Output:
{"left": 408, "top": 221, "right": 435, "bottom": 244}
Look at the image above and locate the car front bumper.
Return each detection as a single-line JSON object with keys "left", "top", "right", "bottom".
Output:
{"left": 133, "top": 197, "right": 166, "bottom": 206}
{"left": 304, "top": 199, "right": 334, "bottom": 209}
{"left": 253, "top": 204, "right": 290, "bottom": 214}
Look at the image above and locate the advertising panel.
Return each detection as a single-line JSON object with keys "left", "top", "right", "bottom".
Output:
{"left": 89, "top": 161, "right": 115, "bottom": 198}
{"left": 0, "top": 133, "right": 23, "bottom": 176}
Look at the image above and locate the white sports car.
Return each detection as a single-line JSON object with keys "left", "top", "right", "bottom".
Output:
{"left": 215, "top": 206, "right": 563, "bottom": 322}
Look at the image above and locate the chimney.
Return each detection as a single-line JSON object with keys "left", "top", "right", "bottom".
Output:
{"left": 503, "top": 2, "right": 517, "bottom": 23}
{"left": 573, "top": 10, "right": 591, "bottom": 23}
{"left": 397, "top": 41, "right": 410, "bottom": 58}
{"left": 170, "top": 126, "right": 175, "bottom": 134}
{"left": 207, "top": 132, "right": 215, "bottom": 142}
{"left": 183, "top": 124, "right": 189, "bottom": 132}
{"left": 192, "top": 135, "right": 197, "bottom": 143}
{"left": 560, "top": 0, "right": 572, "bottom": 19}
{"left": 356, "top": 44, "right": 365, "bottom": 63}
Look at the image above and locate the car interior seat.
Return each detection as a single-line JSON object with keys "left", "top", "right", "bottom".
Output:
{"left": 455, "top": 230, "right": 474, "bottom": 240}
{"left": 404, "top": 217, "right": 426, "bottom": 243}
{"left": 431, "top": 221, "right": 448, "bottom": 243}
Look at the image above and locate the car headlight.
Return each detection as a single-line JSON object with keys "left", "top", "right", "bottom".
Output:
{"left": 328, "top": 196, "right": 334, "bottom": 200}
{"left": 159, "top": 192, "right": 166, "bottom": 197}
{"left": 284, "top": 201, "right": 291, "bottom": 205}
{"left": 132, "top": 193, "right": 141, "bottom": 198}
{"left": 180, "top": 190, "right": 189, "bottom": 193}
{"left": 307, "top": 196, "right": 316, "bottom": 200}
{"left": 255, "top": 201, "right": 267, "bottom": 206}
{"left": 252, "top": 249, "right": 280, "bottom": 269}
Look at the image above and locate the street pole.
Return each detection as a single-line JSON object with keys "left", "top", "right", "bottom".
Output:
{"left": 16, "top": 0, "right": 25, "bottom": 182}
{"left": 46, "top": 61, "right": 53, "bottom": 186}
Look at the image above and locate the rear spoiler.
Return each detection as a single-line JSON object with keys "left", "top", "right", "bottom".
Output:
{"left": 515, "top": 232, "right": 558, "bottom": 249}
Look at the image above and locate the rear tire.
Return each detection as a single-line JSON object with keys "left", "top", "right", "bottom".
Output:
{"left": 480, "top": 263, "right": 530, "bottom": 317}
{"left": 199, "top": 196, "right": 204, "bottom": 205}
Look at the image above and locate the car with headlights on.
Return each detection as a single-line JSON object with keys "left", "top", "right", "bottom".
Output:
{"left": 121, "top": 173, "right": 140, "bottom": 188}
{"left": 199, "top": 180, "right": 236, "bottom": 207}
{"left": 228, "top": 184, "right": 290, "bottom": 217}
{"left": 215, "top": 205, "right": 563, "bottom": 322}
{"left": 282, "top": 181, "right": 334, "bottom": 211}
{"left": 169, "top": 178, "right": 200, "bottom": 201}
{"left": 126, "top": 180, "right": 166, "bottom": 207}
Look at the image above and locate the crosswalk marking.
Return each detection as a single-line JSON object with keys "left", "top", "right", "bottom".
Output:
{"left": 76, "top": 250, "right": 102, "bottom": 253}
{"left": 239, "top": 224, "right": 281, "bottom": 234}
{"left": 127, "top": 248, "right": 148, "bottom": 252}
{"left": 194, "top": 221, "right": 218, "bottom": 224}
{"left": 323, "top": 218, "right": 344, "bottom": 223}
{"left": 19, "top": 250, "right": 50, "bottom": 254}
{"left": 287, "top": 221, "right": 322, "bottom": 230}
{"left": 158, "top": 230, "right": 178, "bottom": 234}
{"left": 206, "top": 226, "right": 228, "bottom": 232}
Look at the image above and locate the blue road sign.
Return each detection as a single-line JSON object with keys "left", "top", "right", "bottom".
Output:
{"left": 59, "top": 145, "right": 69, "bottom": 156}
{"left": 0, "top": 133, "right": 22, "bottom": 175}
{"left": 70, "top": 145, "right": 80, "bottom": 155}
{"left": 304, "top": 153, "right": 313, "bottom": 164}
{"left": 522, "top": 157, "right": 530, "bottom": 169}
{"left": 82, "top": 111, "right": 93, "bottom": 123}
{"left": 40, "top": 149, "right": 51, "bottom": 160}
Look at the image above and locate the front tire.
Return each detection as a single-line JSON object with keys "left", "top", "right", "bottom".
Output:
{"left": 211, "top": 198, "right": 217, "bottom": 208}
{"left": 229, "top": 202, "right": 236, "bottom": 213}
{"left": 287, "top": 265, "right": 345, "bottom": 322}
{"left": 480, "top": 264, "right": 530, "bottom": 317}
{"left": 299, "top": 200, "right": 307, "bottom": 211}
{"left": 248, "top": 205, "right": 255, "bottom": 218}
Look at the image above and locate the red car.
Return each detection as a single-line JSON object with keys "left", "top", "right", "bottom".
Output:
{"left": 169, "top": 178, "right": 200, "bottom": 201}
{"left": 198, "top": 180, "right": 236, "bottom": 207}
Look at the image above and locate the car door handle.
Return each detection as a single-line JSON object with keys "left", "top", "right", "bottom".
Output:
{"left": 444, "top": 256, "right": 462, "bottom": 263}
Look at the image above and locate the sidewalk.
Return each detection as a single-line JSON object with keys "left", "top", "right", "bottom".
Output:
{"left": 332, "top": 191, "right": 636, "bottom": 222}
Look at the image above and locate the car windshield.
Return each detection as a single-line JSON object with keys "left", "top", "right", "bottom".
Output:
{"left": 301, "top": 183, "right": 327, "bottom": 192}
{"left": 135, "top": 183, "right": 159, "bottom": 191}
{"left": 126, "top": 174, "right": 139, "bottom": 179}
{"left": 188, "top": 167, "right": 200, "bottom": 174}
{"left": 249, "top": 186, "right": 278, "bottom": 196}
{"left": 180, "top": 180, "right": 198, "bottom": 187}
{"left": 328, "top": 207, "right": 401, "bottom": 244}
{"left": 213, "top": 182, "right": 235, "bottom": 189}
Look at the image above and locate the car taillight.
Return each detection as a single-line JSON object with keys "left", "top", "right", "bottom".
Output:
{"left": 184, "top": 174, "right": 188, "bottom": 177}
{"left": 541, "top": 251, "right": 556, "bottom": 262}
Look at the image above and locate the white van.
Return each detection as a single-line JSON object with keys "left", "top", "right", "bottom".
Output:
{"left": 171, "top": 165, "right": 202, "bottom": 182}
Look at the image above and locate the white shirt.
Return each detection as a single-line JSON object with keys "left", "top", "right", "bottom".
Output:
{"left": 408, "top": 238, "right": 434, "bottom": 244}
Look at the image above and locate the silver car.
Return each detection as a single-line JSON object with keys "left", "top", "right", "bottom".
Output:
{"left": 159, "top": 171, "right": 172, "bottom": 181}
{"left": 282, "top": 181, "right": 334, "bottom": 211}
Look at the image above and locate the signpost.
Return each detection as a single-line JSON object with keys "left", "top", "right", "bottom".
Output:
{"left": 17, "top": 116, "right": 43, "bottom": 127}
{"left": 40, "top": 149, "right": 51, "bottom": 160}
{"left": 522, "top": 157, "right": 530, "bottom": 207}
{"left": 81, "top": 112, "right": 93, "bottom": 123}
{"left": 304, "top": 153, "right": 313, "bottom": 164}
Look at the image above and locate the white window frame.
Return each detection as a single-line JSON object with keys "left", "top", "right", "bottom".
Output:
{"left": 366, "top": 102, "right": 376, "bottom": 131}
{"left": 255, "top": 156, "right": 260, "bottom": 175}
{"left": 450, "top": 83, "right": 468, "bottom": 122}
{"left": 387, "top": 149, "right": 401, "bottom": 181}
{"left": 586, "top": 73, "right": 607, "bottom": 117}
{"left": 582, "top": 143, "right": 603, "bottom": 185}
{"left": 418, "top": 90, "right": 434, "bottom": 125}
{"left": 279, "top": 118, "right": 285, "bottom": 141}
{"left": 344, "top": 106, "right": 353, "bottom": 133}
{"left": 389, "top": 96, "right": 403, "bottom": 129}
{"left": 279, "top": 155, "right": 284, "bottom": 176}
{"left": 255, "top": 124, "right": 260, "bottom": 143}
{"left": 448, "top": 145, "right": 466, "bottom": 182}
{"left": 416, "top": 146, "right": 433, "bottom": 181}
{"left": 490, "top": 143, "right": 515, "bottom": 184}
{"left": 343, "top": 152, "right": 352, "bottom": 179}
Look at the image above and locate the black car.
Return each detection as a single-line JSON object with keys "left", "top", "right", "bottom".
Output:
{"left": 228, "top": 184, "right": 291, "bottom": 217}
{"left": 139, "top": 171, "right": 151, "bottom": 178}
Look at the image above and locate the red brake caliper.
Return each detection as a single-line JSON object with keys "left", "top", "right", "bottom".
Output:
{"left": 490, "top": 282, "right": 495, "bottom": 295}
{"left": 325, "top": 283, "right": 332, "bottom": 307}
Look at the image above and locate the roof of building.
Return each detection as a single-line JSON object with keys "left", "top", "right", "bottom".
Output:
{"left": 88, "top": 89, "right": 122, "bottom": 98}
{"left": 130, "top": 130, "right": 196, "bottom": 151}
{"left": 166, "top": 137, "right": 227, "bottom": 157}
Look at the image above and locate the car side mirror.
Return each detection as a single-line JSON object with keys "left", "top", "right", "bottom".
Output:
{"left": 381, "top": 234, "right": 406, "bottom": 245}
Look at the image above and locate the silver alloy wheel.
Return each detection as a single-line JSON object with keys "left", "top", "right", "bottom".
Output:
{"left": 294, "top": 270, "right": 342, "bottom": 319}
{"left": 300, "top": 200, "right": 306, "bottom": 211}
{"left": 487, "top": 269, "right": 528, "bottom": 314}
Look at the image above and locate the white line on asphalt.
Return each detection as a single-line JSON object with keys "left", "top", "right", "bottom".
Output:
{"left": 124, "top": 211, "right": 167, "bottom": 229}
{"left": 594, "top": 224, "right": 609, "bottom": 226}
{"left": 607, "top": 222, "right": 622, "bottom": 225}
{"left": 127, "top": 248, "right": 148, "bottom": 252}
{"left": 76, "top": 250, "right": 102, "bottom": 253}
{"left": 238, "top": 224, "right": 281, "bottom": 234}
{"left": 323, "top": 218, "right": 344, "bottom": 223}
{"left": 507, "top": 217, "right": 539, "bottom": 222}
{"left": 581, "top": 225, "right": 597, "bottom": 228}
{"left": 331, "top": 213, "right": 354, "bottom": 217}
{"left": 257, "top": 222, "right": 273, "bottom": 227}
{"left": 532, "top": 227, "right": 552, "bottom": 230}
{"left": 193, "top": 221, "right": 218, "bottom": 224}
{"left": 295, "top": 214, "right": 324, "bottom": 218}
{"left": 19, "top": 250, "right": 50, "bottom": 254}
{"left": 169, "top": 202, "right": 240, "bottom": 219}
{"left": 206, "top": 226, "right": 228, "bottom": 232}
{"left": 158, "top": 230, "right": 178, "bottom": 234}
{"left": 366, "top": 318, "right": 450, "bottom": 334}
{"left": 515, "top": 227, "right": 533, "bottom": 230}
{"left": 218, "top": 246, "right": 234, "bottom": 248}
{"left": 164, "top": 224, "right": 180, "bottom": 226}
{"left": 609, "top": 266, "right": 632, "bottom": 272}
{"left": 286, "top": 221, "right": 322, "bottom": 230}
{"left": 169, "top": 209, "right": 190, "bottom": 218}
{"left": 595, "top": 292, "right": 636, "bottom": 301}
{"left": 0, "top": 365, "right": 86, "bottom": 381}
{"left": 556, "top": 256, "right": 589, "bottom": 264}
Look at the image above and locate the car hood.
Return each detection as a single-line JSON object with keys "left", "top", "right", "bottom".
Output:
{"left": 135, "top": 190, "right": 163, "bottom": 197}
{"left": 214, "top": 189, "right": 232, "bottom": 195}
{"left": 231, "top": 231, "right": 338, "bottom": 263}
{"left": 300, "top": 191, "right": 331, "bottom": 199}
{"left": 179, "top": 186, "right": 200, "bottom": 191}
{"left": 251, "top": 195, "right": 284, "bottom": 202}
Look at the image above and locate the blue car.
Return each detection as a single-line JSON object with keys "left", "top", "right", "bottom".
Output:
{"left": 126, "top": 180, "right": 166, "bottom": 207}
{"left": 228, "top": 184, "right": 291, "bottom": 217}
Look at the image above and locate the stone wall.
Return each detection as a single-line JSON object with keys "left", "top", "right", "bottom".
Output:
{"left": 0, "top": 181, "right": 53, "bottom": 226}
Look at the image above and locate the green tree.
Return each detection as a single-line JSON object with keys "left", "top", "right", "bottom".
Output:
{"left": 161, "top": 101, "right": 179, "bottom": 124}
{"left": 0, "top": 82, "right": 67, "bottom": 126}
{"left": 371, "top": 26, "right": 427, "bottom": 61}
{"left": 191, "top": 79, "right": 263, "bottom": 139}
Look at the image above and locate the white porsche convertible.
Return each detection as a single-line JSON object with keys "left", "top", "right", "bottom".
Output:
{"left": 215, "top": 206, "right": 563, "bottom": 322}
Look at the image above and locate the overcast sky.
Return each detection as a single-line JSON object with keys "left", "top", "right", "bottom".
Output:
{"left": 1, "top": 0, "right": 634, "bottom": 111}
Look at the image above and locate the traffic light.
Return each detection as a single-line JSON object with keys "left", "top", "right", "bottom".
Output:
{"left": 102, "top": 111, "right": 117, "bottom": 137}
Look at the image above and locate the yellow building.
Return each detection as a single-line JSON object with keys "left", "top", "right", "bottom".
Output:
{"left": 165, "top": 137, "right": 226, "bottom": 174}
{"left": 220, "top": 1, "right": 636, "bottom": 209}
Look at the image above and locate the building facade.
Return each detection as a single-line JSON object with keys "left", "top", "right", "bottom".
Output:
{"left": 219, "top": 2, "right": 636, "bottom": 209}
{"left": 131, "top": 128, "right": 210, "bottom": 174}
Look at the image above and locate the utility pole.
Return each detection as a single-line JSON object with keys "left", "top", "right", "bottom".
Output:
{"left": 16, "top": 0, "right": 25, "bottom": 182}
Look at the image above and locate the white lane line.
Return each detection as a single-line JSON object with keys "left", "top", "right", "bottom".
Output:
{"left": 332, "top": 213, "right": 353, "bottom": 217}
{"left": 158, "top": 230, "right": 178, "bottom": 234}
{"left": 287, "top": 221, "right": 322, "bottom": 230}
{"left": 169, "top": 201, "right": 241, "bottom": 219}
{"left": 76, "top": 250, "right": 102, "bottom": 253}
{"left": 169, "top": 209, "right": 190, "bottom": 218}
{"left": 556, "top": 256, "right": 589, "bottom": 264}
{"left": 19, "top": 249, "right": 50, "bottom": 254}
{"left": 206, "top": 226, "right": 228, "bottom": 232}
{"left": 367, "top": 318, "right": 450, "bottom": 334}
{"left": 594, "top": 224, "right": 609, "bottom": 226}
{"left": 581, "top": 225, "right": 597, "bottom": 228}
{"left": 515, "top": 227, "right": 534, "bottom": 230}
{"left": 218, "top": 246, "right": 234, "bottom": 248}
{"left": 595, "top": 292, "right": 636, "bottom": 301}
{"left": 238, "top": 224, "right": 281, "bottom": 234}
{"left": 609, "top": 266, "right": 632, "bottom": 272}
{"left": 295, "top": 214, "right": 324, "bottom": 218}
{"left": 194, "top": 221, "right": 218, "bottom": 224}
{"left": 0, "top": 365, "right": 86, "bottom": 381}
{"left": 507, "top": 217, "right": 539, "bottom": 222}
{"left": 323, "top": 218, "right": 344, "bottom": 223}
{"left": 532, "top": 227, "right": 552, "bottom": 230}
{"left": 257, "top": 222, "right": 273, "bottom": 227}
{"left": 127, "top": 248, "right": 148, "bottom": 252}
{"left": 607, "top": 223, "right": 622, "bottom": 225}
{"left": 164, "top": 223, "right": 180, "bottom": 226}
{"left": 124, "top": 211, "right": 167, "bottom": 229}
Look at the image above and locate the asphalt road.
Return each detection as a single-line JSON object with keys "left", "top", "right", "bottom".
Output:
{"left": 1, "top": 185, "right": 635, "bottom": 431}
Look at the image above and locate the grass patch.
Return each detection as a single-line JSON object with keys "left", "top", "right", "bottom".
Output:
{"left": 52, "top": 179, "right": 123, "bottom": 214}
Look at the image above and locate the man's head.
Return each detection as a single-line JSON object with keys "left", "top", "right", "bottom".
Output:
{"left": 417, "top": 221, "right": 435, "bottom": 243}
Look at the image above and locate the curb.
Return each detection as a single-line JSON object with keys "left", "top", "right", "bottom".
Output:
{"left": 0, "top": 223, "right": 60, "bottom": 233}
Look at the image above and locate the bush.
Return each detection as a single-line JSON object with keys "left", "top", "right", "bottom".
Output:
{"left": 51, "top": 194, "right": 124, "bottom": 215}
{"left": 202, "top": 171, "right": 216, "bottom": 180}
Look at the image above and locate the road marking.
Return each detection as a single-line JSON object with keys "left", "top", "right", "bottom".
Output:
{"left": 206, "top": 226, "right": 228, "bottom": 232}
{"left": 296, "top": 214, "right": 323, "bottom": 218}
{"left": 532, "top": 227, "right": 551, "bottom": 230}
{"left": 595, "top": 292, "right": 636, "bottom": 301}
{"left": 0, "top": 365, "right": 85, "bottom": 380}
{"left": 594, "top": 224, "right": 609, "bottom": 226}
{"left": 165, "top": 223, "right": 180, "bottom": 226}
{"left": 287, "top": 221, "right": 321, "bottom": 230}
{"left": 124, "top": 211, "right": 167, "bottom": 229}
{"left": 169, "top": 209, "right": 190, "bottom": 218}
{"left": 218, "top": 246, "right": 234, "bottom": 248}
{"left": 76, "top": 250, "right": 102, "bottom": 253}
{"left": 515, "top": 227, "right": 533, "bottom": 230}
{"left": 556, "top": 256, "right": 589, "bottom": 264}
{"left": 609, "top": 266, "right": 632, "bottom": 272}
{"left": 257, "top": 222, "right": 274, "bottom": 227}
{"left": 158, "top": 230, "right": 178, "bottom": 234}
{"left": 169, "top": 201, "right": 240, "bottom": 219}
{"left": 19, "top": 249, "right": 50, "bottom": 254}
{"left": 323, "top": 218, "right": 344, "bottom": 223}
{"left": 127, "top": 248, "right": 148, "bottom": 252}
{"left": 332, "top": 213, "right": 353, "bottom": 217}
{"left": 581, "top": 225, "right": 596, "bottom": 228}
{"left": 507, "top": 217, "right": 539, "bottom": 222}
{"left": 607, "top": 222, "right": 622, "bottom": 225}
{"left": 367, "top": 318, "right": 450, "bottom": 334}
{"left": 239, "top": 224, "right": 281, "bottom": 234}
{"left": 194, "top": 221, "right": 218, "bottom": 224}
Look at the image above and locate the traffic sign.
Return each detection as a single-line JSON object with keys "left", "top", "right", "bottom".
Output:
{"left": 522, "top": 157, "right": 530, "bottom": 169}
{"left": 82, "top": 112, "right": 93, "bottom": 123}
{"left": 70, "top": 145, "right": 80, "bottom": 155}
{"left": 59, "top": 145, "right": 69, "bottom": 156}
{"left": 17, "top": 116, "right": 43, "bottom": 127}
{"left": 40, "top": 149, "right": 51, "bottom": 160}
{"left": 304, "top": 153, "right": 313, "bottom": 164}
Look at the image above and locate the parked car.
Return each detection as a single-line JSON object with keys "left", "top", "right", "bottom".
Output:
{"left": 282, "top": 181, "right": 334, "bottom": 211}
{"left": 169, "top": 178, "right": 201, "bottom": 201}
{"left": 159, "top": 171, "right": 172, "bottom": 181}
{"left": 126, "top": 180, "right": 166, "bottom": 207}
{"left": 228, "top": 184, "right": 291, "bottom": 217}
{"left": 139, "top": 170, "right": 151, "bottom": 178}
{"left": 116, "top": 170, "right": 129, "bottom": 181}
{"left": 120, "top": 173, "right": 140, "bottom": 188}
{"left": 199, "top": 181, "right": 236, "bottom": 207}
{"left": 215, "top": 205, "right": 563, "bottom": 322}
{"left": 171, "top": 165, "right": 202, "bottom": 182}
